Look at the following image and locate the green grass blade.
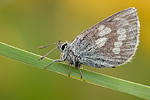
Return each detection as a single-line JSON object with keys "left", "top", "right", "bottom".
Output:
{"left": 0, "top": 42, "right": 150, "bottom": 99}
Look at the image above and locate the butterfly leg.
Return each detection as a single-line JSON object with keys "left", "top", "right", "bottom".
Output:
{"left": 44, "top": 59, "right": 65, "bottom": 70}
{"left": 68, "top": 63, "right": 71, "bottom": 77}
{"left": 78, "top": 67, "right": 82, "bottom": 79}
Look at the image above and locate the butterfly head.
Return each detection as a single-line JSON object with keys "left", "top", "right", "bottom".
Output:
{"left": 58, "top": 41, "right": 70, "bottom": 60}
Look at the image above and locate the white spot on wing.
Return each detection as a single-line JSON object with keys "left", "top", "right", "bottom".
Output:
{"left": 117, "top": 28, "right": 126, "bottom": 34}
{"left": 98, "top": 25, "right": 105, "bottom": 31}
{"left": 98, "top": 27, "right": 112, "bottom": 37}
{"left": 114, "top": 27, "right": 127, "bottom": 54}
{"left": 112, "top": 48, "right": 120, "bottom": 54}
{"left": 114, "top": 41, "right": 123, "bottom": 48}
{"left": 118, "top": 34, "right": 126, "bottom": 41}
{"left": 96, "top": 37, "right": 108, "bottom": 48}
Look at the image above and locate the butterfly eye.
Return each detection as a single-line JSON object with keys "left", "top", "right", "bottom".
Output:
{"left": 61, "top": 43, "right": 67, "bottom": 51}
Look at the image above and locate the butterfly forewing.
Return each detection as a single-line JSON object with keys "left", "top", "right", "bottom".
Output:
{"left": 69, "top": 7, "right": 140, "bottom": 68}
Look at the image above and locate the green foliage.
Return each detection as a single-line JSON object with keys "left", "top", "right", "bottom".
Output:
{"left": 0, "top": 42, "right": 150, "bottom": 99}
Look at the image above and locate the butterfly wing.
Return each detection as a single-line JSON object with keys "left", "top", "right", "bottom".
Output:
{"left": 69, "top": 7, "right": 140, "bottom": 68}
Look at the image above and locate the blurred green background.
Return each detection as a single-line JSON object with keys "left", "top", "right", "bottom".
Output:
{"left": 0, "top": 0, "right": 150, "bottom": 100}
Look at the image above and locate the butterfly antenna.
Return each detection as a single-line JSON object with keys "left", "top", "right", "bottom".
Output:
{"left": 38, "top": 45, "right": 58, "bottom": 60}
{"left": 39, "top": 42, "right": 64, "bottom": 49}
{"left": 39, "top": 42, "right": 58, "bottom": 49}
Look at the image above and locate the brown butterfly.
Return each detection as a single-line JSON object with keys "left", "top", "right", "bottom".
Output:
{"left": 39, "top": 7, "right": 140, "bottom": 79}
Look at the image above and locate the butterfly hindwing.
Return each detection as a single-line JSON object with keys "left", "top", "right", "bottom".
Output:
{"left": 69, "top": 7, "right": 140, "bottom": 68}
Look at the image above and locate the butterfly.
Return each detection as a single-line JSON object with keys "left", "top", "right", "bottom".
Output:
{"left": 39, "top": 7, "right": 140, "bottom": 79}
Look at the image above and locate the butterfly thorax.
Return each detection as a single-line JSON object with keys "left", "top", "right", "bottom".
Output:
{"left": 58, "top": 41, "right": 82, "bottom": 68}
